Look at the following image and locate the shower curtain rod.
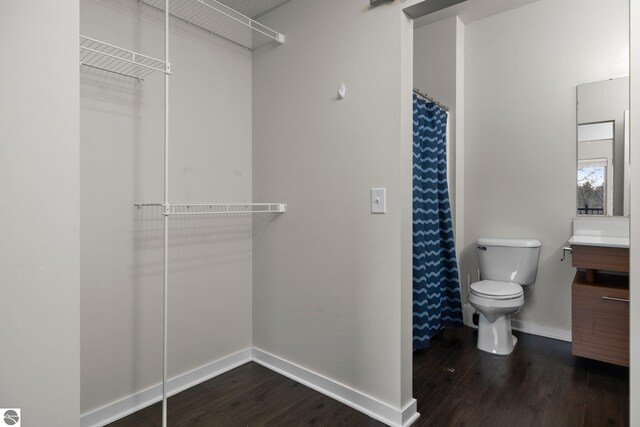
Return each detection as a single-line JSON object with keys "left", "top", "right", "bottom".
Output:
{"left": 413, "top": 88, "right": 450, "bottom": 112}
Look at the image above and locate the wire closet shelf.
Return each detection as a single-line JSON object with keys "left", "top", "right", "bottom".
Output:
{"left": 80, "top": 35, "right": 171, "bottom": 81}
{"left": 84, "top": 0, "right": 286, "bottom": 425}
{"left": 140, "top": 0, "right": 286, "bottom": 50}
{"left": 134, "top": 203, "right": 287, "bottom": 215}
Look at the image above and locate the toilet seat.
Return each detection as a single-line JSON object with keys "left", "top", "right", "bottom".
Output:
{"left": 470, "top": 280, "right": 523, "bottom": 300}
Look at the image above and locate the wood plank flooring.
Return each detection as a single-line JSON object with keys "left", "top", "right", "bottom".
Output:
{"left": 108, "top": 327, "right": 628, "bottom": 426}
{"left": 413, "top": 327, "right": 628, "bottom": 427}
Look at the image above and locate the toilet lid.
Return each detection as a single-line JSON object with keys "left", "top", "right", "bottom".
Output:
{"left": 470, "top": 280, "right": 523, "bottom": 299}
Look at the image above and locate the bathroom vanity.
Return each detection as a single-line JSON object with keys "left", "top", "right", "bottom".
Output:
{"left": 571, "top": 74, "right": 631, "bottom": 367}
{"left": 569, "top": 218, "right": 630, "bottom": 367}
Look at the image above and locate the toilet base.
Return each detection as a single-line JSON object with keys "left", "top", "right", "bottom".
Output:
{"left": 477, "top": 313, "right": 517, "bottom": 355}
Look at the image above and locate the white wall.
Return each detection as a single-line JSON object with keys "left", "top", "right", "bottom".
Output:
{"left": 414, "top": 17, "right": 458, "bottom": 221}
{"left": 629, "top": 0, "right": 639, "bottom": 424}
{"left": 455, "top": 18, "right": 466, "bottom": 292}
{"left": 252, "top": 0, "right": 419, "bottom": 411}
{"left": 414, "top": 18, "right": 457, "bottom": 109}
{"left": 0, "top": 2, "right": 80, "bottom": 426}
{"left": 80, "top": 0, "right": 253, "bottom": 414}
{"left": 463, "top": 0, "right": 629, "bottom": 333}
{"left": 400, "top": 9, "right": 416, "bottom": 409}
{"left": 413, "top": 17, "right": 466, "bottom": 294}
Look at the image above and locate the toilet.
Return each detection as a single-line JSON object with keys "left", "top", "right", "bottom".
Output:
{"left": 469, "top": 238, "right": 541, "bottom": 355}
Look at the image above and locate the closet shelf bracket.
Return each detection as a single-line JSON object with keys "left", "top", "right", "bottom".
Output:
{"left": 80, "top": 35, "right": 172, "bottom": 81}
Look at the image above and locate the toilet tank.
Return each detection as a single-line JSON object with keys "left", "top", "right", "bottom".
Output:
{"left": 476, "top": 238, "right": 542, "bottom": 285}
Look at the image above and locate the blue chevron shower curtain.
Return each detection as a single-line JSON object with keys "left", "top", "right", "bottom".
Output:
{"left": 413, "top": 94, "right": 463, "bottom": 349}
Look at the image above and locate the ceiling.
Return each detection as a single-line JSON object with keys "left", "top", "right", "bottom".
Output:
{"left": 216, "top": 0, "right": 292, "bottom": 18}
{"left": 413, "top": 0, "right": 542, "bottom": 28}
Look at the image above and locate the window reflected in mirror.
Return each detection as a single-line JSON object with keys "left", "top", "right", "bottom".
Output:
{"left": 576, "top": 78, "right": 629, "bottom": 216}
{"left": 577, "top": 122, "right": 613, "bottom": 215}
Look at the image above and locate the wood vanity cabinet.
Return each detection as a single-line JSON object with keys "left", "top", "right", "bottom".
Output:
{"left": 571, "top": 245, "right": 629, "bottom": 273}
{"left": 571, "top": 246, "right": 630, "bottom": 367}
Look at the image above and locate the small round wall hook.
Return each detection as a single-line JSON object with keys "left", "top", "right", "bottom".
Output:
{"left": 338, "top": 83, "right": 346, "bottom": 100}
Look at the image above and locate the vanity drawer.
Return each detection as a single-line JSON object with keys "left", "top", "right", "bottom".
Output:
{"left": 572, "top": 280, "right": 629, "bottom": 366}
{"left": 571, "top": 245, "right": 629, "bottom": 272}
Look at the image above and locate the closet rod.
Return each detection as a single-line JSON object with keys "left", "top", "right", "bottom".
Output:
{"left": 167, "top": 204, "right": 286, "bottom": 215}
{"left": 80, "top": 63, "right": 144, "bottom": 82}
{"left": 413, "top": 88, "right": 450, "bottom": 112}
{"left": 135, "top": 206, "right": 286, "bottom": 216}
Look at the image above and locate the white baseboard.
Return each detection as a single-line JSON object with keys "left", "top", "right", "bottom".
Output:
{"left": 81, "top": 321, "right": 569, "bottom": 427}
{"left": 81, "top": 346, "right": 420, "bottom": 427}
{"left": 511, "top": 319, "right": 572, "bottom": 342}
{"left": 252, "top": 347, "right": 419, "bottom": 427}
{"left": 80, "top": 348, "right": 252, "bottom": 427}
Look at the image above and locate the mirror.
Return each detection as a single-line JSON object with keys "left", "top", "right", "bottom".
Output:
{"left": 577, "top": 77, "right": 630, "bottom": 216}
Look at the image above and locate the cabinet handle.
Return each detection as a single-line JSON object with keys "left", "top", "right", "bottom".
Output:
{"left": 601, "top": 296, "right": 630, "bottom": 303}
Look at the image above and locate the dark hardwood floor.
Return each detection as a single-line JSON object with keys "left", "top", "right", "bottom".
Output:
{"left": 107, "top": 362, "right": 382, "bottom": 427}
{"left": 412, "top": 327, "right": 628, "bottom": 427}
{"left": 108, "top": 327, "right": 628, "bottom": 426}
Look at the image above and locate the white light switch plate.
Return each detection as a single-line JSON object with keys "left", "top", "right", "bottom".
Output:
{"left": 371, "top": 188, "right": 386, "bottom": 214}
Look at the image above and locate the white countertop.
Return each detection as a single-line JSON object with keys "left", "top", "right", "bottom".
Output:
{"left": 568, "top": 235, "right": 629, "bottom": 248}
